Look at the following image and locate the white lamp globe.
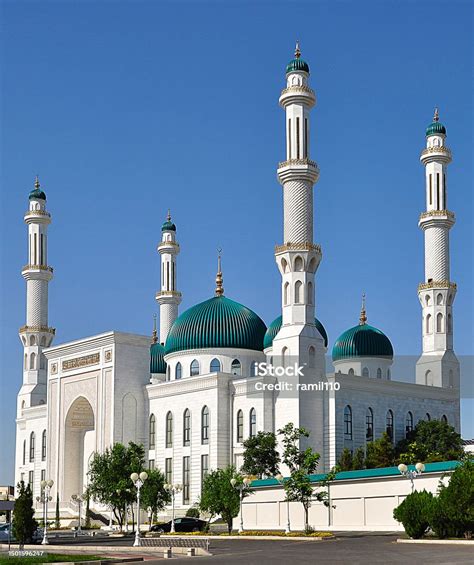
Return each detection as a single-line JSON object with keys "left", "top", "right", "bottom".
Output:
{"left": 398, "top": 463, "right": 408, "bottom": 473}
{"left": 415, "top": 462, "right": 425, "bottom": 473}
{"left": 130, "top": 472, "right": 139, "bottom": 482}
{"left": 47, "top": 480, "right": 54, "bottom": 488}
{"left": 139, "top": 471, "right": 148, "bottom": 482}
{"left": 230, "top": 478, "right": 237, "bottom": 487}
{"left": 40, "top": 480, "right": 47, "bottom": 489}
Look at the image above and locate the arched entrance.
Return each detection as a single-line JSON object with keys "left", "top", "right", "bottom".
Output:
{"left": 63, "top": 397, "right": 95, "bottom": 501}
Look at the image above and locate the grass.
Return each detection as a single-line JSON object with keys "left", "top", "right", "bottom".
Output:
{"left": 157, "top": 530, "right": 333, "bottom": 537}
{"left": 0, "top": 554, "right": 103, "bottom": 564}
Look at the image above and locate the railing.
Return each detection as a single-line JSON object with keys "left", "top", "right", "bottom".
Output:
{"left": 420, "top": 146, "right": 452, "bottom": 158}
{"left": 419, "top": 210, "right": 455, "bottom": 220}
{"left": 280, "top": 85, "right": 315, "bottom": 97}
{"left": 22, "top": 264, "right": 53, "bottom": 272}
{"left": 278, "top": 158, "right": 318, "bottom": 169}
{"left": 25, "top": 210, "right": 51, "bottom": 217}
{"left": 19, "top": 325, "right": 56, "bottom": 334}
{"left": 275, "top": 242, "right": 322, "bottom": 254}
{"left": 418, "top": 281, "right": 457, "bottom": 291}
{"left": 156, "top": 290, "right": 182, "bottom": 297}
{"left": 158, "top": 241, "right": 179, "bottom": 249}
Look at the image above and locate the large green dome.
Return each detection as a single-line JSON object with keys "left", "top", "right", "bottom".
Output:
{"left": 264, "top": 315, "right": 328, "bottom": 349}
{"left": 164, "top": 296, "right": 267, "bottom": 355}
{"left": 426, "top": 109, "right": 446, "bottom": 136}
{"left": 332, "top": 323, "right": 393, "bottom": 362}
{"left": 286, "top": 58, "right": 310, "bottom": 74}
{"left": 29, "top": 177, "right": 46, "bottom": 201}
{"left": 150, "top": 342, "right": 166, "bottom": 374}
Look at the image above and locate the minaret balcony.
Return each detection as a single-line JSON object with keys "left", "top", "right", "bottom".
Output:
{"left": 157, "top": 241, "right": 180, "bottom": 253}
{"left": 277, "top": 158, "right": 319, "bottom": 184}
{"left": 420, "top": 145, "right": 452, "bottom": 165}
{"left": 22, "top": 264, "right": 53, "bottom": 273}
{"left": 279, "top": 85, "right": 316, "bottom": 108}
{"left": 19, "top": 324, "right": 56, "bottom": 335}
{"left": 24, "top": 210, "right": 51, "bottom": 224}
{"left": 155, "top": 290, "right": 182, "bottom": 302}
{"left": 418, "top": 210, "right": 455, "bottom": 230}
{"left": 275, "top": 242, "right": 322, "bottom": 255}
{"left": 418, "top": 281, "right": 457, "bottom": 292}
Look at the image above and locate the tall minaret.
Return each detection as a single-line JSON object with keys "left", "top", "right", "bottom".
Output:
{"left": 416, "top": 110, "right": 459, "bottom": 389}
{"left": 155, "top": 212, "right": 181, "bottom": 344}
{"left": 18, "top": 177, "right": 55, "bottom": 409}
{"left": 272, "top": 44, "right": 326, "bottom": 461}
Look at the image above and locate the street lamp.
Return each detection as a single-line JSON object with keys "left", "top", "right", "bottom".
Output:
{"left": 130, "top": 471, "right": 148, "bottom": 547}
{"left": 275, "top": 474, "right": 290, "bottom": 534}
{"left": 398, "top": 462, "right": 425, "bottom": 492}
{"left": 164, "top": 483, "right": 182, "bottom": 533}
{"left": 230, "top": 476, "right": 252, "bottom": 533}
{"left": 71, "top": 494, "right": 84, "bottom": 534}
{"left": 37, "top": 479, "right": 54, "bottom": 544}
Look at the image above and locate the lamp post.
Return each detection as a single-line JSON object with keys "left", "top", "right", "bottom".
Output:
{"left": 130, "top": 472, "right": 148, "bottom": 547}
{"left": 164, "top": 484, "right": 182, "bottom": 533}
{"left": 398, "top": 462, "right": 425, "bottom": 492}
{"left": 37, "top": 479, "right": 54, "bottom": 544}
{"left": 230, "top": 476, "right": 251, "bottom": 533}
{"left": 275, "top": 474, "right": 290, "bottom": 533}
{"left": 71, "top": 494, "right": 84, "bottom": 534}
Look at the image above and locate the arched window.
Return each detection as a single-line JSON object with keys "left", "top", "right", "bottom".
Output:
{"left": 41, "top": 430, "right": 47, "bottom": 460}
{"left": 376, "top": 368, "right": 382, "bottom": 379}
{"left": 249, "top": 408, "right": 257, "bottom": 438}
{"left": 190, "top": 359, "right": 200, "bottom": 376}
{"left": 175, "top": 362, "right": 182, "bottom": 380}
{"left": 436, "top": 293, "right": 443, "bottom": 305}
{"left": 426, "top": 314, "right": 432, "bottom": 334}
{"left": 308, "top": 346, "right": 315, "bottom": 368}
{"left": 426, "top": 370, "right": 433, "bottom": 386}
{"left": 348, "top": 368, "right": 355, "bottom": 376}
{"left": 30, "top": 353, "right": 36, "bottom": 370}
{"left": 386, "top": 410, "right": 394, "bottom": 442}
{"left": 29, "top": 432, "right": 35, "bottom": 462}
{"left": 294, "top": 256, "right": 304, "bottom": 271}
{"left": 24, "top": 354, "right": 27, "bottom": 369}
{"left": 210, "top": 358, "right": 221, "bottom": 373}
{"left": 250, "top": 361, "right": 258, "bottom": 377}
{"left": 425, "top": 294, "right": 431, "bottom": 305}
{"left": 447, "top": 314, "right": 452, "bottom": 333}
{"left": 308, "top": 257, "right": 317, "bottom": 272}
{"left": 40, "top": 336, "right": 46, "bottom": 346}
{"left": 362, "top": 367, "right": 369, "bottom": 377}
{"left": 436, "top": 313, "right": 444, "bottom": 333}
{"left": 183, "top": 409, "right": 191, "bottom": 446}
{"left": 165, "top": 412, "right": 173, "bottom": 448}
{"left": 441, "top": 415, "right": 448, "bottom": 424}
{"left": 23, "top": 440, "right": 26, "bottom": 465}
{"left": 344, "top": 405, "right": 352, "bottom": 440}
{"left": 405, "top": 412, "right": 413, "bottom": 437}
{"left": 231, "top": 359, "right": 242, "bottom": 376}
{"left": 201, "top": 406, "right": 209, "bottom": 444}
{"left": 425, "top": 413, "right": 431, "bottom": 421}
{"left": 294, "top": 281, "right": 302, "bottom": 303}
{"left": 236, "top": 410, "right": 243, "bottom": 443}
{"left": 149, "top": 414, "right": 156, "bottom": 449}
{"left": 307, "top": 281, "right": 313, "bottom": 305}
{"left": 281, "top": 258, "right": 288, "bottom": 273}
{"left": 366, "top": 408, "right": 374, "bottom": 442}
{"left": 281, "top": 347, "right": 288, "bottom": 368}
{"left": 40, "top": 354, "right": 45, "bottom": 370}
{"left": 29, "top": 335, "right": 36, "bottom": 346}
{"left": 284, "top": 282, "right": 289, "bottom": 305}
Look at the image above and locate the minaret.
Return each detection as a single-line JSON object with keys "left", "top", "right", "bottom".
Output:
{"left": 18, "top": 177, "right": 55, "bottom": 409}
{"left": 416, "top": 110, "right": 459, "bottom": 389}
{"left": 155, "top": 212, "right": 181, "bottom": 344}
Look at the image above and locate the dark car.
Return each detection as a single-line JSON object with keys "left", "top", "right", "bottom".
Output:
{"left": 150, "top": 517, "right": 207, "bottom": 533}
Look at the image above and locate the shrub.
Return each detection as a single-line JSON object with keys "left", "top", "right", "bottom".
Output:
{"left": 185, "top": 506, "right": 200, "bottom": 518}
{"left": 428, "top": 495, "right": 454, "bottom": 539}
{"left": 393, "top": 490, "right": 434, "bottom": 539}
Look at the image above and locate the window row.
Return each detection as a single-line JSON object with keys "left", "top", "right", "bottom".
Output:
{"left": 23, "top": 352, "right": 46, "bottom": 370}
{"left": 157, "top": 455, "right": 209, "bottom": 505}
{"left": 22, "top": 430, "right": 46, "bottom": 464}
{"left": 346, "top": 368, "right": 391, "bottom": 379}
{"left": 235, "top": 408, "right": 257, "bottom": 443}
{"left": 425, "top": 313, "right": 452, "bottom": 334}
{"left": 424, "top": 293, "right": 453, "bottom": 307}
{"left": 149, "top": 407, "right": 210, "bottom": 449}
{"left": 167, "top": 359, "right": 259, "bottom": 380}
{"left": 283, "top": 281, "right": 313, "bottom": 305}
{"left": 280, "top": 256, "right": 317, "bottom": 273}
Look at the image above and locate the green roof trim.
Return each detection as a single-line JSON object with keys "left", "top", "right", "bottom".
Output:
{"left": 164, "top": 295, "right": 267, "bottom": 355}
{"left": 249, "top": 460, "right": 463, "bottom": 488}
{"left": 150, "top": 342, "right": 166, "bottom": 374}
{"left": 332, "top": 323, "right": 393, "bottom": 362}
{"left": 264, "top": 315, "right": 328, "bottom": 349}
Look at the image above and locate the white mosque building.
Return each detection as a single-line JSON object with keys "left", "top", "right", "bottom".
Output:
{"left": 15, "top": 46, "right": 460, "bottom": 516}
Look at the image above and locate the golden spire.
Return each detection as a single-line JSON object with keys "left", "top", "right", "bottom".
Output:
{"left": 359, "top": 293, "right": 367, "bottom": 325}
{"left": 295, "top": 40, "right": 301, "bottom": 59}
{"left": 215, "top": 248, "right": 224, "bottom": 297}
{"left": 152, "top": 313, "right": 158, "bottom": 344}
{"left": 433, "top": 108, "right": 439, "bottom": 122}
{"left": 167, "top": 209, "right": 171, "bottom": 222}
{"left": 34, "top": 175, "right": 40, "bottom": 189}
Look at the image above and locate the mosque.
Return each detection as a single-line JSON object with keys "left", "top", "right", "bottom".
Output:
{"left": 15, "top": 45, "right": 460, "bottom": 516}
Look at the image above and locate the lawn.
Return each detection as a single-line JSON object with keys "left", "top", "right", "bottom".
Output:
{"left": 0, "top": 553, "right": 103, "bottom": 564}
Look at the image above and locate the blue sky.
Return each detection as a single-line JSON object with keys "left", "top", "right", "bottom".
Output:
{"left": 0, "top": 1, "right": 472, "bottom": 484}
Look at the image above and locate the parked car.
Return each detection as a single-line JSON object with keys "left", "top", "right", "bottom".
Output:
{"left": 0, "top": 523, "right": 44, "bottom": 544}
{"left": 150, "top": 517, "right": 207, "bottom": 533}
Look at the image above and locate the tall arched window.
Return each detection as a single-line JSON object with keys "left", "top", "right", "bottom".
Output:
{"left": 426, "top": 370, "right": 433, "bottom": 386}
{"left": 190, "top": 359, "right": 200, "bottom": 376}
{"left": 210, "top": 358, "right": 221, "bottom": 373}
{"left": 281, "top": 347, "right": 288, "bottom": 368}
{"left": 40, "top": 354, "right": 45, "bottom": 370}
{"left": 29, "top": 432, "right": 35, "bottom": 462}
{"left": 362, "top": 367, "right": 369, "bottom": 377}
{"left": 165, "top": 412, "right": 173, "bottom": 448}
{"left": 426, "top": 314, "right": 432, "bottom": 334}
{"left": 307, "top": 281, "right": 313, "bottom": 305}
{"left": 405, "top": 412, "right": 413, "bottom": 437}
{"left": 376, "top": 368, "right": 382, "bottom": 379}
{"left": 183, "top": 409, "right": 191, "bottom": 446}
{"left": 236, "top": 410, "right": 243, "bottom": 443}
{"left": 308, "top": 346, "right": 315, "bottom": 368}
{"left": 386, "top": 410, "right": 394, "bottom": 442}
{"left": 175, "top": 362, "right": 182, "bottom": 380}
{"left": 23, "top": 440, "right": 26, "bottom": 465}
{"left": 41, "top": 430, "right": 47, "bottom": 461}
{"left": 284, "top": 282, "right": 289, "bottom": 305}
{"left": 348, "top": 368, "right": 355, "bottom": 376}
{"left": 201, "top": 406, "right": 209, "bottom": 445}
{"left": 149, "top": 414, "right": 156, "bottom": 449}
{"left": 294, "top": 256, "right": 304, "bottom": 271}
{"left": 366, "top": 408, "right": 374, "bottom": 442}
{"left": 441, "top": 415, "right": 448, "bottom": 424}
{"left": 231, "top": 359, "right": 242, "bottom": 376}
{"left": 344, "top": 405, "right": 352, "bottom": 440}
{"left": 249, "top": 408, "right": 257, "bottom": 438}
{"left": 30, "top": 353, "right": 36, "bottom": 370}
{"left": 436, "top": 313, "right": 444, "bottom": 332}
{"left": 29, "top": 335, "right": 36, "bottom": 346}
{"left": 425, "top": 412, "right": 431, "bottom": 421}
{"left": 436, "top": 293, "right": 443, "bottom": 305}
{"left": 294, "top": 281, "right": 302, "bottom": 303}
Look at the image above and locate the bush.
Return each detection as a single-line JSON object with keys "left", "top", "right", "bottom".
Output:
{"left": 185, "top": 506, "right": 200, "bottom": 518}
{"left": 393, "top": 490, "right": 434, "bottom": 539}
{"left": 428, "top": 495, "right": 454, "bottom": 539}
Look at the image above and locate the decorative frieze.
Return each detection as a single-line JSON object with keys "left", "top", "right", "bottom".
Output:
{"left": 275, "top": 242, "right": 322, "bottom": 254}
{"left": 62, "top": 352, "right": 100, "bottom": 372}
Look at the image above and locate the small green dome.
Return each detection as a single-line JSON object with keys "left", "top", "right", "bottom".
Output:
{"left": 29, "top": 177, "right": 46, "bottom": 201}
{"left": 426, "top": 121, "right": 446, "bottom": 136}
{"left": 150, "top": 342, "right": 166, "bottom": 374}
{"left": 264, "top": 315, "right": 328, "bottom": 349}
{"left": 164, "top": 296, "right": 267, "bottom": 355}
{"left": 286, "top": 58, "right": 310, "bottom": 74}
{"left": 162, "top": 220, "right": 176, "bottom": 232}
{"left": 332, "top": 323, "right": 393, "bottom": 362}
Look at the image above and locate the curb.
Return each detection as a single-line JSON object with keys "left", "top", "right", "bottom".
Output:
{"left": 397, "top": 538, "right": 473, "bottom": 545}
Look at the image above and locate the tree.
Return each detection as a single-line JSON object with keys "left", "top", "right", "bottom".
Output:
{"left": 186, "top": 506, "right": 200, "bottom": 518}
{"left": 241, "top": 431, "right": 280, "bottom": 478}
{"left": 352, "top": 447, "right": 365, "bottom": 470}
{"left": 336, "top": 448, "right": 353, "bottom": 471}
{"left": 55, "top": 493, "right": 60, "bottom": 529}
{"left": 278, "top": 423, "right": 323, "bottom": 531}
{"left": 88, "top": 442, "right": 145, "bottom": 529}
{"left": 365, "top": 432, "right": 395, "bottom": 468}
{"left": 139, "top": 468, "right": 170, "bottom": 528}
{"left": 199, "top": 466, "right": 252, "bottom": 534}
{"left": 393, "top": 490, "right": 434, "bottom": 539}
{"left": 12, "top": 481, "right": 37, "bottom": 548}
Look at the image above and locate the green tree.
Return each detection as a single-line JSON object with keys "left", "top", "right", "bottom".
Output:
{"left": 352, "top": 447, "right": 365, "bottom": 470}
{"left": 139, "top": 468, "right": 170, "bottom": 528}
{"left": 55, "top": 493, "right": 60, "bottom": 529}
{"left": 185, "top": 506, "right": 200, "bottom": 518}
{"left": 278, "top": 423, "right": 323, "bottom": 531}
{"left": 12, "top": 481, "right": 37, "bottom": 548}
{"left": 336, "top": 448, "right": 353, "bottom": 471}
{"left": 88, "top": 442, "right": 145, "bottom": 529}
{"left": 365, "top": 432, "right": 395, "bottom": 468}
{"left": 199, "top": 466, "right": 252, "bottom": 534}
{"left": 393, "top": 490, "right": 434, "bottom": 539}
{"left": 241, "top": 431, "right": 280, "bottom": 478}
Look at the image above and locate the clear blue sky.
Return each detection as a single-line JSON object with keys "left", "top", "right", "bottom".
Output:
{"left": 1, "top": 1, "right": 472, "bottom": 484}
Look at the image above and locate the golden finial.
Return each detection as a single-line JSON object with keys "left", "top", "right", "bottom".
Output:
{"left": 359, "top": 293, "right": 367, "bottom": 325}
{"left": 295, "top": 41, "right": 301, "bottom": 59}
{"left": 152, "top": 314, "right": 158, "bottom": 344}
{"left": 433, "top": 108, "right": 439, "bottom": 122}
{"left": 167, "top": 209, "right": 171, "bottom": 222}
{"left": 215, "top": 248, "right": 224, "bottom": 297}
{"left": 34, "top": 175, "right": 40, "bottom": 189}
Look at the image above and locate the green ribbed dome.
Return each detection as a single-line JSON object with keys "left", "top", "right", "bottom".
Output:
{"left": 332, "top": 323, "right": 393, "bottom": 362}
{"left": 426, "top": 121, "right": 446, "bottom": 136}
{"left": 286, "top": 58, "right": 310, "bottom": 74}
{"left": 150, "top": 342, "right": 166, "bottom": 374}
{"left": 264, "top": 315, "right": 328, "bottom": 349}
{"left": 164, "top": 296, "right": 267, "bottom": 355}
{"left": 162, "top": 220, "right": 176, "bottom": 232}
{"left": 29, "top": 177, "right": 46, "bottom": 201}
